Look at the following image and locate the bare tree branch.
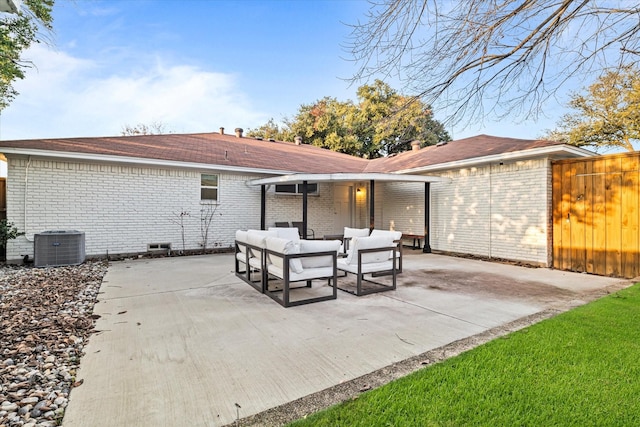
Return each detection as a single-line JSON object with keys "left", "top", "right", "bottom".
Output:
{"left": 346, "top": 0, "right": 640, "bottom": 126}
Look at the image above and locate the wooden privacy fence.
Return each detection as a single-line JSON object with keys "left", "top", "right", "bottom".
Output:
{"left": 552, "top": 152, "right": 639, "bottom": 278}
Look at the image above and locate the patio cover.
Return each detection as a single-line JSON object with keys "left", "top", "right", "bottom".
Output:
{"left": 247, "top": 173, "right": 450, "bottom": 253}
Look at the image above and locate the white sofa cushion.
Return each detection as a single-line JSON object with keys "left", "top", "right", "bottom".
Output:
{"left": 265, "top": 237, "right": 304, "bottom": 274}
{"left": 341, "top": 227, "right": 370, "bottom": 253}
{"left": 268, "top": 265, "right": 335, "bottom": 282}
{"left": 337, "top": 259, "right": 393, "bottom": 274}
{"left": 370, "top": 229, "right": 402, "bottom": 259}
{"left": 370, "top": 229, "right": 402, "bottom": 241}
{"left": 246, "top": 229, "right": 277, "bottom": 258}
{"left": 345, "top": 235, "right": 395, "bottom": 265}
{"left": 344, "top": 227, "right": 370, "bottom": 238}
{"left": 299, "top": 239, "right": 341, "bottom": 269}
{"left": 268, "top": 227, "right": 301, "bottom": 241}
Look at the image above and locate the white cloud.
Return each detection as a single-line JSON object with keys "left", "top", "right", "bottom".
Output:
{"left": 1, "top": 44, "right": 268, "bottom": 140}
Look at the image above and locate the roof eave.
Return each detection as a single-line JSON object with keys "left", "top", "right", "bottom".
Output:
{"left": 395, "top": 144, "right": 596, "bottom": 174}
{"left": 0, "top": 147, "right": 295, "bottom": 176}
{"left": 248, "top": 172, "right": 450, "bottom": 186}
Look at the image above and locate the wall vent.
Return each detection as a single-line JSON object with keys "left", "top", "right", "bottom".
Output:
{"left": 34, "top": 230, "right": 86, "bottom": 268}
{"left": 148, "top": 243, "right": 171, "bottom": 252}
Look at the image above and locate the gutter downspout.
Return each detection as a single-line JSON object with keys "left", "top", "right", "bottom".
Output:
{"left": 24, "top": 156, "right": 33, "bottom": 242}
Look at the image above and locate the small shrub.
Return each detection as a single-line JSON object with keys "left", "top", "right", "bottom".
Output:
{"left": 0, "top": 219, "right": 24, "bottom": 248}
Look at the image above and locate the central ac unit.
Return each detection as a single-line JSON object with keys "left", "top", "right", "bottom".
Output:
{"left": 34, "top": 230, "right": 86, "bottom": 267}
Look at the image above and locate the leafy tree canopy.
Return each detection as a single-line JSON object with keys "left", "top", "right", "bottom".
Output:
{"left": 248, "top": 80, "right": 450, "bottom": 158}
{"left": 0, "top": 0, "right": 54, "bottom": 110}
{"left": 546, "top": 66, "right": 640, "bottom": 152}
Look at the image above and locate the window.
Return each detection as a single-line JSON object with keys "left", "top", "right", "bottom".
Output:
{"left": 275, "top": 183, "right": 318, "bottom": 195}
{"left": 201, "top": 174, "right": 219, "bottom": 201}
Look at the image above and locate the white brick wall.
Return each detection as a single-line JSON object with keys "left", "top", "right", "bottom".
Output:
{"left": 264, "top": 183, "right": 335, "bottom": 237}
{"left": 5, "top": 155, "right": 553, "bottom": 265}
{"left": 430, "top": 159, "right": 551, "bottom": 264}
{"left": 6, "top": 156, "right": 267, "bottom": 260}
{"left": 377, "top": 182, "right": 425, "bottom": 234}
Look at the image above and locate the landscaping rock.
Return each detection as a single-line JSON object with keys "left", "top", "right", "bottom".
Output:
{"left": 0, "top": 261, "right": 107, "bottom": 427}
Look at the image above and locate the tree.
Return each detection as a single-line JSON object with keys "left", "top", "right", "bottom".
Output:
{"left": 246, "top": 118, "right": 289, "bottom": 141}
{"left": 346, "top": 1, "right": 640, "bottom": 126}
{"left": 251, "top": 80, "right": 450, "bottom": 158}
{"left": 0, "top": 0, "right": 54, "bottom": 110}
{"left": 353, "top": 80, "right": 450, "bottom": 156}
{"left": 286, "top": 96, "right": 362, "bottom": 155}
{"left": 546, "top": 67, "right": 640, "bottom": 152}
{"left": 121, "top": 121, "right": 171, "bottom": 136}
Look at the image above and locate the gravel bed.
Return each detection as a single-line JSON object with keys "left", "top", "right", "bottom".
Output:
{"left": 0, "top": 262, "right": 108, "bottom": 427}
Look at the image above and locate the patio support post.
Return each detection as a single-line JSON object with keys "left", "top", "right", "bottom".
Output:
{"left": 423, "top": 182, "right": 432, "bottom": 253}
{"left": 261, "top": 185, "right": 266, "bottom": 230}
{"left": 302, "top": 180, "right": 308, "bottom": 239}
{"left": 369, "top": 179, "right": 375, "bottom": 232}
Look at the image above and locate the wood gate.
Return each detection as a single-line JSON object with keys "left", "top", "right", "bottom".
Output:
{"left": 552, "top": 152, "right": 639, "bottom": 278}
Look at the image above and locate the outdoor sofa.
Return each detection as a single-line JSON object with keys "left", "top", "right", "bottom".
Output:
{"left": 264, "top": 237, "right": 341, "bottom": 307}
{"left": 235, "top": 228, "right": 340, "bottom": 307}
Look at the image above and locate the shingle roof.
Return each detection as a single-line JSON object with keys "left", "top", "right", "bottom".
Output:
{"left": 0, "top": 132, "right": 580, "bottom": 174}
{"left": 365, "top": 134, "right": 566, "bottom": 173}
{"left": 0, "top": 132, "right": 369, "bottom": 174}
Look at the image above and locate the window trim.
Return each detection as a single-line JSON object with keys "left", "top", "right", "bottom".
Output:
{"left": 200, "top": 173, "right": 219, "bottom": 202}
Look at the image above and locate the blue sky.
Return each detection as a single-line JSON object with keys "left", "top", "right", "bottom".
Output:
{"left": 1, "top": 0, "right": 567, "bottom": 142}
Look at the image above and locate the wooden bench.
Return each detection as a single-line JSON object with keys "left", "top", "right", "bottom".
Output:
{"left": 401, "top": 233, "right": 423, "bottom": 250}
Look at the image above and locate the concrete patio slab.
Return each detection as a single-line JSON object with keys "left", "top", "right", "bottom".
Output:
{"left": 62, "top": 252, "right": 630, "bottom": 427}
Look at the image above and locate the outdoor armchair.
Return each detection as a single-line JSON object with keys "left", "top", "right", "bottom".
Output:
{"left": 341, "top": 226, "right": 370, "bottom": 254}
{"left": 370, "top": 229, "right": 403, "bottom": 273}
{"left": 337, "top": 235, "right": 397, "bottom": 296}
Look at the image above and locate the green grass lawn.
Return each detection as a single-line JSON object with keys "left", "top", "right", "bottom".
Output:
{"left": 289, "top": 283, "right": 640, "bottom": 426}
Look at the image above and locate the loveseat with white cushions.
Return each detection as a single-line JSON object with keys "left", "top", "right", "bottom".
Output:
{"left": 336, "top": 234, "right": 398, "bottom": 296}
{"left": 264, "top": 237, "right": 341, "bottom": 307}
{"left": 235, "top": 227, "right": 302, "bottom": 293}
{"left": 235, "top": 229, "right": 275, "bottom": 292}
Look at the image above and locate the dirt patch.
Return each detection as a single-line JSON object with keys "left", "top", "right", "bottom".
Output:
{"left": 403, "top": 269, "right": 577, "bottom": 305}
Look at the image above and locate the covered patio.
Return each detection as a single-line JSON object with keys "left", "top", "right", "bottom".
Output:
{"left": 248, "top": 172, "right": 450, "bottom": 251}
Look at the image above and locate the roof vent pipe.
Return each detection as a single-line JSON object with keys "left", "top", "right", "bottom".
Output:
{"left": 219, "top": 127, "right": 224, "bottom": 135}
{"left": 294, "top": 136, "right": 302, "bottom": 145}
{"left": 411, "top": 140, "right": 421, "bottom": 151}
{"left": 235, "top": 128, "right": 243, "bottom": 138}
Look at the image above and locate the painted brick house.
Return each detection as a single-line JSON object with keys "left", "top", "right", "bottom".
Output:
{"left": 0, "top": 130, "right": 593, "bottom": 265}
